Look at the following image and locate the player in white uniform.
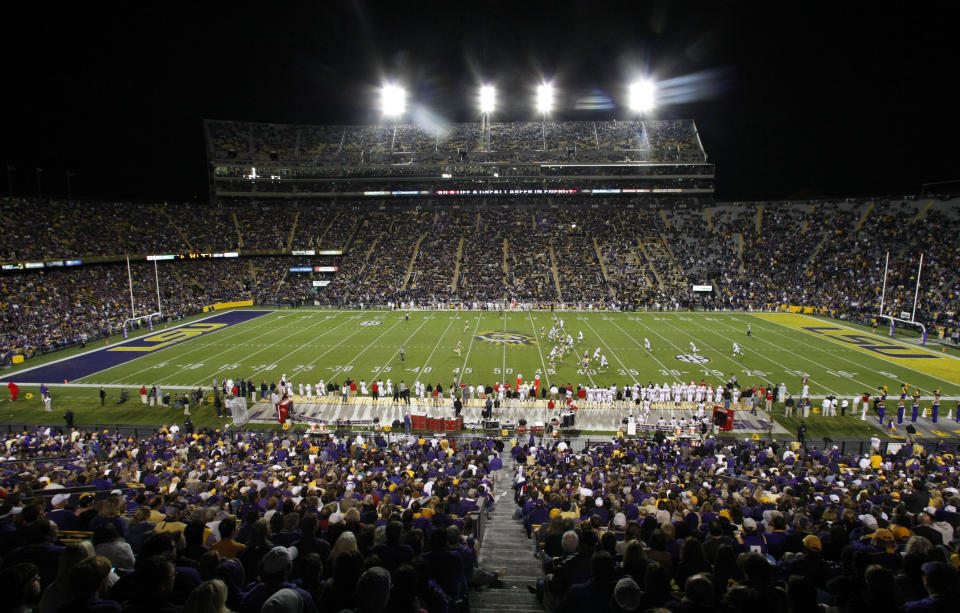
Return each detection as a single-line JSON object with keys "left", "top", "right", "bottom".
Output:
{"left": 577, "top": 331, "right": 583, "bottom": 342}
{"left": 644, "top": 338, "right": 651, "bottom": 350}
{"left": 733, "top": 342, "right": 743, "bottom": 356}
{"left": 689, "top": 342, "right": 699, "bottom": 354}
{"left": 593, "top": 347, "right": 601, "bottom": 360}
{"left": 599, "top": 355, "right": 609, "bottom": 369}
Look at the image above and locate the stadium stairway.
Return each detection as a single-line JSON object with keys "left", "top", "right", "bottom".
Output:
{"left": 855, "top": 201, "right": 875, "bottom": 231}
{"left": 473, "top": 453, "right": 542, "bottom": 613}
{"left": 317, "top": 212, "right": 339, "bottom": 247}
{"left": 805, "top": 230, "right": 831, "bottom": 275}
{"left": 502, "top": 238, "right": 510, "bottom": 277}
{"left": 636, "top": 237, "right": 664, "bottom": 287}
{"left": 232, "top": 212, "right": 243, "bottom": 248}
{"left": 402, "top": 234, "right": 426, "bottom": 291}
{"left": 158, "top": 206, "right": 195, "bottom": 252}
{"left": 549, "top": 242, "right": 563, "bottom": 301}
{"left": 450, "top": 238, "right": 465, "bottom": 292}
{"left": 911, "top": 199, "right": 935, "bottom": 223}
{"left": 801, "top": 204, "right": 815, "bottom": 235}
{"left": 735, "top": 233, "right": 745, "bottom": 274}
{"left": 286, "top": 209, "right": 300, "bottom": 250}
{"left": 592, "top": 237, "right": 615, "bottom": 299}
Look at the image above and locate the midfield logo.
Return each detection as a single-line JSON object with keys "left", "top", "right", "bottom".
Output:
{"left": 475, "top": 331, "right": 535, "bottom": 346}
{"left": 675, "top": 354, "right": 711, "bottom": 364}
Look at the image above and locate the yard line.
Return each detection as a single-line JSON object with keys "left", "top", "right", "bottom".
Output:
{"left": 112, "top": 311, "right": 303, "bottom": 384}
{"left": 502, "top": 312, "right": 507, "bottom": 381}
{"left": 664, "top": 314, "right": 843, "bottom": 395}
{"left": 413, "top": 313, "right": 458, "bottom": 386}
{"left": 209, "top": 314, "right": 354, "bottom": 385}
{"left": 13, "top": 310, "right": 267, "bottom": 383}
{"left": 133, "top": 313, "right": 317, "bottom": 385}
{"left": 566, "top": 315, "right": 596, "bottom": 387}
{"left": 793, "top": 315, "right": 960, "bottom": 391}
{"left": 579, "top": 313, "right": 631, "bottom": 384}
{"left": 371, "top": 314, "right": 434, "bottom": 377}
{"left": 527, "top": 312, "right": 551, "bottom": 388}
{"left": 727, "top": 314, "right": 934, "bottom": 394}
{"left": 612, "top": 315, "right": 697, "bottom": 380}
{"left": 458, "top": 312, "right": 485, "bottom": 386}
{"left": 322, "top": 316, "right": 406, "bottom": 384}
{"left": 282, "top": 315, "right": 393, "bottom": 380}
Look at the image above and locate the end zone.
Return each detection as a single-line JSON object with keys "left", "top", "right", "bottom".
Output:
{"left": 0, "top": 310, "right": 273, "bottom": 384}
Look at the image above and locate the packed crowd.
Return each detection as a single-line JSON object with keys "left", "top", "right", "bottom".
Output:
{"left": 3, "top": 196, "right": 959, "bottom": 363}
{"left": 514, "top": 434, "right": 960, "bottom": 612}
{"left": 205, "top": 119, "right": 706, "bottom": 165}
{"left": 0, "top": 427, "right": 506, "bottom": 613}
{"left": 0, "top": 257, "right": 332, "bottom": 360}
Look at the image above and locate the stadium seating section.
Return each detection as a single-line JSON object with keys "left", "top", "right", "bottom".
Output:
{"left": 1, "top": 196, "right": 958, "bottom": 362}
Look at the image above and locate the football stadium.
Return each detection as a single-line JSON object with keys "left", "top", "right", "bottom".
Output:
{"left": 1, "top": 4, "right": 959, "bottom": 613}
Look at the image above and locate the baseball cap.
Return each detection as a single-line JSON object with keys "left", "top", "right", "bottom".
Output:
{"left": 802, "top": 534, "right": 822, "bottom": 552}
{"left": 260, "top": 588, "right": 303, "bottom": 613}
{"left": 50, "top": 493, "right": 70, "bottom": 507}
{"left": 742, "top": 517, "right": 757, "bottom": 530}
{"left": 261, "top": 546, "right": 298, "bottom": 574}
{"left": 613, "top": 577, "right": 641, "bottom": 611}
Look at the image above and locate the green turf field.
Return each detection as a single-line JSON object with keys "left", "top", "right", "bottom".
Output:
{"left": 4, "top": 310, "right": 960, "bottom": 436}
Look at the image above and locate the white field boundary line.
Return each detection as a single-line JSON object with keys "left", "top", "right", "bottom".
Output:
{"left": 580, "top": 313, "right": 632, "bottom": 385}
{"left": 527, "top": 312, "right": 551, "bottom": 388}
{"left": 711, "top": 314, "right": 896, "bottom": 394}
{"left": 111, "top": 311, "right": 304, "bottom": 385}
{"left": 182, "top": 312, "right": 345, "bottom": 387}
{"left": 369, "top": 314, "right": 434, "bottom": 384}
{"left": 458, "top": 312, "right": 486, "bottom": 386}
{"left": 412, "top": 313, "right": 458, "bottom": 387}
{"left": 631, "top": 314, "right": 756, "bottom": 386}
{"left": 276, "top": 313, "right": 393, "bottom": 382}
{"left": 318, "top": 316, "right": 406, "bottom": 384}
{"left": 35, "top": 381, "right": 960, "bottom": 401}
{"left": 749, "top": 314, "right": 960, "bottom": 393}
{"left": 206, "top": 313, "right": 355, "bottom": 387}
{"left": 798, "top": 313, "right": 960, "bottom": 361}
{"left": 4, "top": 310, "right": 274, "bottom": 382}
{"left": 605, "top": 316, "right": 676, "bottom": 382}
{"left": 673, "top": 314, "right": 843, "bottom": 396}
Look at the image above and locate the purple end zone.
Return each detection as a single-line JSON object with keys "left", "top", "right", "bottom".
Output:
{"left": 0, "top": 310, "right": 272, "bottom": 384}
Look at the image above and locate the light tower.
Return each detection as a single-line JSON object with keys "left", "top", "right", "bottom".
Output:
{"left": 536, "top": 83, "right": 553, "bottom": 151}
{"left": 479, "top": 85, "right": 495, "bottom": 152}
{"left": 380, "top": 84, "right": 406, "bottom": 153}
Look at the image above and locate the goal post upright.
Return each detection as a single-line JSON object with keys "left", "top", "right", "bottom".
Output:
{"left": 879, "top": 251, "right": 889, "bottom": 317}
{"left": 911, "top": 252, "right": 923, "bottom": 323}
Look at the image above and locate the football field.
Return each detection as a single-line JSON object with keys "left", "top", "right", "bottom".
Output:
{"left": 4, "top": 309, "right": 960, "bottom": 437}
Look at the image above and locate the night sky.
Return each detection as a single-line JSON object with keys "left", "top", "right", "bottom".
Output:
{"left": 3, "top": 2, "right": 956, "bottom": 203}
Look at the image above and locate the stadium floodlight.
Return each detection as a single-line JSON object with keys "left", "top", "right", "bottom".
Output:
{"left": 479, "top": 85, "right": 496, "bottom": 114}
{"left": 380, "top": 84, "right": 407, "bottom": 117}
{"left": 628, "top": 80, "right": 655, "bottom": 113}
{"left": 536, "top": 83, "right": 554, "bottom": 114}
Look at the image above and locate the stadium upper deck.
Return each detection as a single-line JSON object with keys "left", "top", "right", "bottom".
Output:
{"left": 204, "top": 119, "right": 714, "bottom": 200}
